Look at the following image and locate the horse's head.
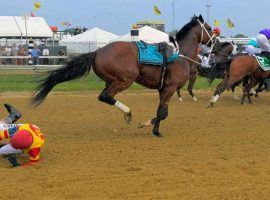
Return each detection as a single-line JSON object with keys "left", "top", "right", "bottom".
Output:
{"left": 216, "top": 42, "right": 234, "bottom": 56}
{"left": 176, "top": 15, "right": 213, "bottom": 47}
{"left": 195, "top": 15, "right": 213, "bottom": 46}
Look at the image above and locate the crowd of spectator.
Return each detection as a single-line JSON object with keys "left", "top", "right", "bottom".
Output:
{"left": 0, "top": 44, "right": 66, "bottom": 67}
{"left": 0, "top": 45, "right": 28, "bottom": 65}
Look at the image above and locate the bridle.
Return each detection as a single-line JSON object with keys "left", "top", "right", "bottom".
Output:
{"left": 197, "top": 19, "right": 215, "bottom": 46}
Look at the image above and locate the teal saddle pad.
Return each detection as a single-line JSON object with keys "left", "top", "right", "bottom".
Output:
{"left": 135, "top": 41, "right": 179, "bottom": 66}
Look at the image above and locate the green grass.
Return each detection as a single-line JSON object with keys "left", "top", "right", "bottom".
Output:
{"left": 0, "top": 73, "right": 222, "bottom": 92}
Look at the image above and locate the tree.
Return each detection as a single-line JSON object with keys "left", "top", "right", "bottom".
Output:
{"left": 234, "top": 33, "right": 248, "bottom": 38}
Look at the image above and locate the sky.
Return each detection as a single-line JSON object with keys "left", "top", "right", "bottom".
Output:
{"left": 0, "top": 0, "right": 269, "bottom": 37}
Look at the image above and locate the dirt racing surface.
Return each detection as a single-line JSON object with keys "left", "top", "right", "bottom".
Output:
{"left": 0, "top": 91, "right": 270, "bottom": 200}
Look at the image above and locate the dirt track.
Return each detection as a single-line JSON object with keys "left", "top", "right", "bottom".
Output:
{"left": 0, "top": 91, "right": 270, "bottom": 200}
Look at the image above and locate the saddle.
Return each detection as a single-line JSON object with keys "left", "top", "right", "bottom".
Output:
{"left": 156, "top": 42, "right": 174, "bottom": 60}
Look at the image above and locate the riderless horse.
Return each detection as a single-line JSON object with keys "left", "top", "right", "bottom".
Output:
{"left": 32, "top": 15, "right": 213, "bottom": 137}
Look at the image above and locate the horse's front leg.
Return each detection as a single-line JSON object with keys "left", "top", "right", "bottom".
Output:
{"left": 138, "top": 86, "right": 177, "bottom": 137}
{"left": 208, "top": 79, "right": 228, "bottom": 107}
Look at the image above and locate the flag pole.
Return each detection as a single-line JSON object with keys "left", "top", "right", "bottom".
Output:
{"left": 206, "top": 0, "right": 212, "bottom": 23}
{"left": 172, "top": 0, "right": 175, "bottom": 31}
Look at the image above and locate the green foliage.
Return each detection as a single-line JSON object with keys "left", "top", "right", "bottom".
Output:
{"left": 234, "top": 33, "right": 248, "bottom": 38}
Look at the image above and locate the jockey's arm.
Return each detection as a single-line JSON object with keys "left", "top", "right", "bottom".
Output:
{"left": 27, "top": 147, "right": 41, "bottom": 164}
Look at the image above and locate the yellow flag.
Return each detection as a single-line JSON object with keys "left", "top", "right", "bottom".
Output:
{"left": 214, "top": 20, "right": 220, "bottom": 27}
{"left": 227, "top": 19, "right": 235, "bottom": 29}
{"left": 34, "top": 2, "right": 42, "bottom": 11}
{"left": 153, "top": 5, "right": 161, "bottom": 15}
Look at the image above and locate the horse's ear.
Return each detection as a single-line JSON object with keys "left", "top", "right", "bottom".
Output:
{"left": 199, "top": 14, "right": 204, "bottom": 22}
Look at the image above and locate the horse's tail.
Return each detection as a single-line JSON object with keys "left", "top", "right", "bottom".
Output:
{"left": 169, "top": 35, "right": 177, "bottom": 48}
{"left": 32, "top": 51, "right": 97, "bottom": 106}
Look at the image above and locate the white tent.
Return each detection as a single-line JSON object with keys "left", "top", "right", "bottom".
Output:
{"left": 0, "top": 16, "right": 53, "bottom": 38}
{"left": 60, "top": 27, "right": 119, "bottom": 54}
{"left": 110, "top": 26, "right": 170, "bottom": 44}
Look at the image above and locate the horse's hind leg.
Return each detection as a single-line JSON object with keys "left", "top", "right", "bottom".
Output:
{"left": 176, "top": 89, "right": 183, "bottom": 101}
{"left": 231, "top": 80, "right": 242, "bottom": 100}
{"left": 187, "top": 73, "right": 198, "bottom": 101}
{"left": 242, "top": 78, "right": 258, "bottom": 104}
{"left": 98, "top": 80, "right": 133, "bottom": 124}
{"left": 254, "top": 81, "right": 264, "bottom": 97}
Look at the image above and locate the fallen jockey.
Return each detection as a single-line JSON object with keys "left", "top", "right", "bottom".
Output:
{"left": 0, "top": 104, "right": 45, "bottom": 168}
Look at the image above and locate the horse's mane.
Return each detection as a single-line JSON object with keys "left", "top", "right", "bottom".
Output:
{"left": 176, "top": 15, "right": 201, "bottom": 41}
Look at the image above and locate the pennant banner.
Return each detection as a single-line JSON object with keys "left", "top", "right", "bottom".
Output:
{"left": 34, "top": 2, "right": 42, "bottom": 11}
{"left": 213, "top": 20, "right": 220, "bottom": 27}
{"left": 153, "top": 5, "right": 161, "bottom": 15}
{"left": 227, "top": 19, "right": 235, "bottom": 29}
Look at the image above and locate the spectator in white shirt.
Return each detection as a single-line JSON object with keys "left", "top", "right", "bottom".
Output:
{"left": 42, "top": 47, "right": 49, "bottom": 65}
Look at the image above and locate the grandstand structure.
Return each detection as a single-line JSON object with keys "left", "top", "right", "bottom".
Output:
{"left": 219, "top": 37, "right": 254, "bottom": 45}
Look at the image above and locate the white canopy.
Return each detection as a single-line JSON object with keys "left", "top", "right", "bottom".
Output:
{"left": 110, "top": 26, "right": 170, "bottom": 44}
{"left": 60, "top": 27, "right": 119, "bottom": 53}
{"left": 0, "top": 16, "right": 53, "bottom": 38}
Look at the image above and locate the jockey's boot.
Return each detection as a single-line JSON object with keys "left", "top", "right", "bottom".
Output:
{"left": 3, "top": 104, "right": 22, "bottom": 123}
{"left": 6, "top": 154, "right": 20, "bottom": 167}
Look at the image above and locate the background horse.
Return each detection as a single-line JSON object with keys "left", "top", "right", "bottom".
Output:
{"left": 32, "top": 15, "right": 213, "bottom": 137}
{"left": 208, "top": 54, "right": 270, "bottom": 106}
{"left": 176, "top": 42, "right": 234, "bottom": 101}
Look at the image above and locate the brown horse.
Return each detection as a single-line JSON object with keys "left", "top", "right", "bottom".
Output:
{"left": 32, "top": 15, "right": 213, "bottom": 137}
{"left": 176, "top": 41, "right": 234, "bottom": 101}
{"left": 208, "top": 54, "right": 270, "bottom": 106}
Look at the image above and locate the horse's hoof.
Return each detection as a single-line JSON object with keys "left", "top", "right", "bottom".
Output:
{"left": 178, "top": 97, "right": 183, "bottom": 102}
{"left": 207, "top": 102, "right": 214, "bottom": 108}
{"left": 255, "top": 94, "right": 259, "bottom": 98}
{"left": 192, "top": 96, "right": 198, "bottom": 102}
{"left": 153, "top": 131, "right": 163, "bottom": 137}
{"left": 137, "top": 123, "right": 144, "bottom": 129}
{"left": 124, "top": 111, "right": 132, "bottom": 124}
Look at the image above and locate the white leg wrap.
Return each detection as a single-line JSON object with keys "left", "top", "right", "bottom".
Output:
{"left": 192, "top": 96, "right": 198, "bottom": 101}
{"left": 178, "top": 97, "right": 183, "bottom": 102}
{"left": 114, "top": 101, "right": 131, "bottom": 113}
{"left": 210, "top": 95, "right": 220, "bottom": 103}
{"left": 250, "top": 89, "right": 256, "bottom": 95}
{"left": 0, "top": 144, "right": 22, "bottom": 155}
{"left": 233, "top": 91, "right": 240, "bottom": 100}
